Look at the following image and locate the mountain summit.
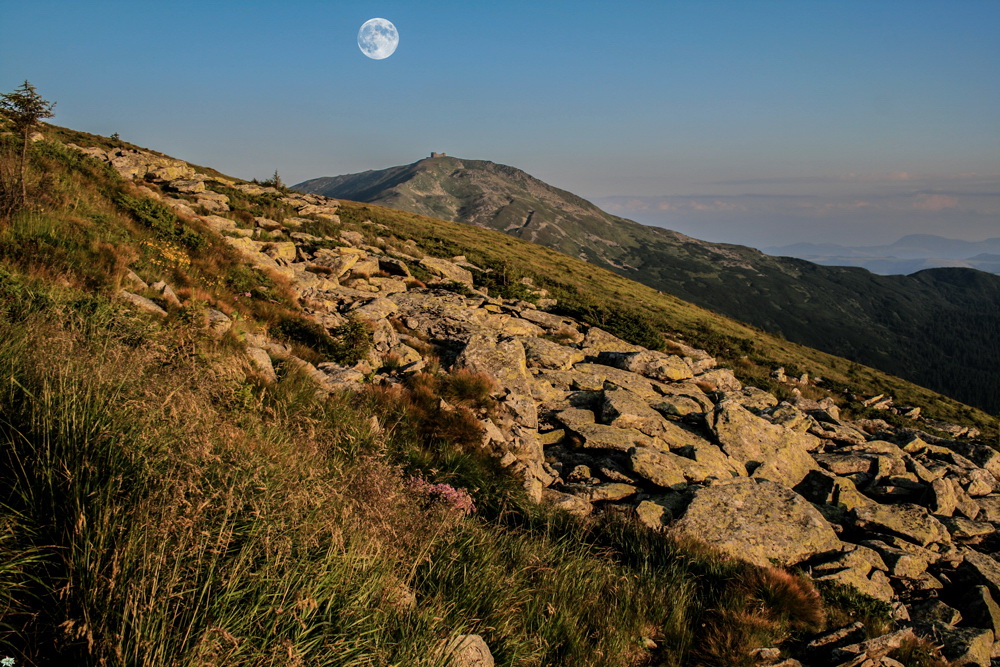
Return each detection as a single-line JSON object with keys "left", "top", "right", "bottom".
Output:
{"left": 296, "top": 155, "right": 663, "bottom": 268}
{"left": 296, "top": 158, "right": 1000, "bottom": 414}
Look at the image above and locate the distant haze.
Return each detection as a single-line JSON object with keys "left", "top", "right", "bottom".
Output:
{"left": 594, "top": 172, "right": 1000, "bottom": 248}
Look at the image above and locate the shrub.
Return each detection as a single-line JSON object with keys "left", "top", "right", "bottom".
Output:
{"left": 272, "top": 315, "right": 372, "bottom": 366}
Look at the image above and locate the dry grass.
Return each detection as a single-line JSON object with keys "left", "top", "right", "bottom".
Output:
{"left": 744, "top": 566, "right": 826, "bottom": 633}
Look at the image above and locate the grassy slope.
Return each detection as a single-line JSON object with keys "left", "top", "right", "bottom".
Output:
{"left": 298, "top": 160, "right": 1000, "bottom": 415}
{"left": 0, "top": 125, "right": 951, "bottom": 665}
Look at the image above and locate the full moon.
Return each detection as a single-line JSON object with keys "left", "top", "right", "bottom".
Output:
{"left": 358, "top": 18, "right": 398, "bottom": 60}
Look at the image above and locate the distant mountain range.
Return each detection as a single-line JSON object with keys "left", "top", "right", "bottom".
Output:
{"left": 295, "top": 157, "right": 1000, "bottom": 414}
{"left": 763, "top": 235, "right": 1000, "bottom": 275}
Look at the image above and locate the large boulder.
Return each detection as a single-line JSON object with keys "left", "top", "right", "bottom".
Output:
{"left": 420, "top": 257, "right": 474, "bottom": 286}
{"left": 710, "top": 400, "right": 821, "bottom": 468}
{"left": 389, "top": 291, "right": 495, "bottom": 342}
{"left": 672, "top": 442, "right": 745, "bottom": 480}
{"left": 569, "top": 423, "right": 655, "bottom": 452}
{"left": 672, "top": 478, "right": 841, "bottom": 567}
{"left": 579, "top": 327, "right": 642, "bottom": 355}
{"left": 934, "top": 626, "right": 994, "bottom": 667}
{"left": 521, "top": 336, "right": 585, "bottom": 370}
{"left": 455, "top": 334, "right": 536, "bottom": 428}
{"left": 961, "top": 550, "right": 1000, "bottom": 600}
{"left": 570, "top": 363, "right": 666, "bottom": 400}
{"left": 750, "top": 443, "right": 821, "bottom": 489}
{"left": 600, "top": 349, "right": 694, "bottom": 382}
{"left": 601, "top": 389, "right": 710, "bottom": 450}
{"left": 852, "top": 504, "right": 951, "bottom": 547}
{"left": 693, "top": 368, "right": 742, "bottom": 392}
{"left": 629, "top": 447, "right": 690, "bottom": 489}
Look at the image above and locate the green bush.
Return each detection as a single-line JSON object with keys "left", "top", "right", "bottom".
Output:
{"left": 273, "top": 315, "right": 372, "bottom": 366}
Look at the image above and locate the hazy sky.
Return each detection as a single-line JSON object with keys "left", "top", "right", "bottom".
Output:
{"left": 2, "top": 0, "right": 998, "bottom": 247}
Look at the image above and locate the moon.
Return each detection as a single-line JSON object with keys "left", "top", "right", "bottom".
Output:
{"left": 358, "top": 18, "right": 398, "bottom": 60}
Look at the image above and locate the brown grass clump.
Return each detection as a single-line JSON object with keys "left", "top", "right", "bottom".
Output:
{"left": 744, "top": 566, "right": 825, "bottom": 633}
{"left": 888, "top": 637, "right": 950, "bottom": 667}
{"left": 405, "top": 278, "right": 426, "bottom": 289}
{"left": 440, "top": 368, "right": 496, "bottom": 411}
{"left": 691, "top": 610, "right": 781, "bottom": 666}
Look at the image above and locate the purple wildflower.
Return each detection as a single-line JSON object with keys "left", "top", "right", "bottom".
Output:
{"left": 409, "top": 477, "right": 476, "bottom": 515}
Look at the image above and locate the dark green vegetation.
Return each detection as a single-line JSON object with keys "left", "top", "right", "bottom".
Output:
{"left": 296, "top": 157, "right": 1000, "bottom": 415}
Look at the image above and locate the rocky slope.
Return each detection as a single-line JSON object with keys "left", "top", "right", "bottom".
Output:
{"left": 295, "top": 157, "right": 1000, "bottom": 415}
{"left": 67, "top": 143, "right": 1000, "bottom": 665}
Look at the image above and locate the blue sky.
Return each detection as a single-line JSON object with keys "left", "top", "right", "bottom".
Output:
{"left": 2, "top": 0, "right": 998, "bottom": 246}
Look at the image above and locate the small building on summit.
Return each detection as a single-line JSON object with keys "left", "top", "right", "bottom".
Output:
{"left": 430, "top": 152, "right": 447, "bottom": 158}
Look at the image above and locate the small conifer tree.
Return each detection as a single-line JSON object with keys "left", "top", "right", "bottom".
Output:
{"left": 0, "top": 80, "right": 56, "bottom": 203}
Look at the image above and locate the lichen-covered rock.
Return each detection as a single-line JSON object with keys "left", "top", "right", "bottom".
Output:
{"left": 553, "top": 408, "right": 595, "bottom": 429}
{"left": 933, "top": 626, "right": 994, "bottom": 667}
{"left": 569, "top": 423, "right": 655, "bottom": 452}
{"left": 694, "top": 368, "right": 742, "bottom": 392}
{"left": 522, "top": 336, "right": 585, "bottom": 370}
{"left": 223, "top": 236, "right": 279, "bottom": 269}
{"left": 541, "top": 488, "right": 592, "bottom": 517}
{"left": 629, "top": 447, "right": 690, "bottom": 489}
{"left": 960, "top": 550, "right": 1000, "bottom": 599}
{"left": 201, "top": 214, "right": 237, "bottom": 233}
{"left": 635, "top": 494, "right": 688, "bottom": 530}
{"left": 563, "top": 482, "right": 637, "bottom": 502}
{"left": 601, "top": 389, "right": 663, "bottom": 429}
{"left": 710, "top": 400, "right": 820, "bottom": 470}
{"left": 150, "top": 280, "right": 182, "bottom": 307}
{"left": 600, "top": 349, "right": 694, "bottom": 382}
{"left": 672, "top": 442, "right": 745, "bottom": 480}
{"left": 195, "top": 191, "right": 229, "bottom": 212}
{"left": 960, "top": 586, "right": 1000, "bottom": 638}
{"left": 455, "top": 334, "right": 536, "bottom": 428}
{"left": 852, "top": 504, "right": 951, "bottom": 547}
{"left": 859, "top": 539, "right": 929, "bottom": 579}
{"left": 579, "top": 326, "right": 642, "bottom": 355}
{"left": 943, "top": 516, "right": 995, "bottom": 540}
{"left": 751, "top": 441, "right": 821, "bottom": 489}
{"left": 672, "top": 478, "right": 841, "bottom": 567}
{"left": 831, "top": 628, "right": 917, "bottom": 664}
{"left": 420, "top": 257, "right": 474, "bottom": 286}
{"left": 721, "top": 386, "right": 778, "bottom": 411}
{"left": 652, "top": 389, "right": 715, "bottom": 418}
{"left": 931, "top": 477, "right": 959, "bottom": 516}
{"left": 350, "top": 297, "right": 399, "bottom": 321}
{"left": 570, "top": 363, "right": 666, "bottom": 400}
{"left": 813, "top": 564, "right": 894, "bottom": 602}
{"left": 794, "top": 470, "right": 871, "bottom": 517}
{"left": 389, "top": 291, "right": 495, "bottom": 342}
